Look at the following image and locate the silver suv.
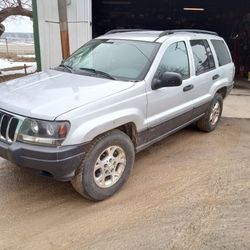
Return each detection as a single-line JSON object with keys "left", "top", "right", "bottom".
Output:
{"left": 0, "top": 30, "right": 235, "bottom": 200}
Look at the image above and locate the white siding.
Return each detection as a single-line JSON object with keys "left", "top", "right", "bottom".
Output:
{"left": 67, "top": 0, "right": 92, "bottom": 53}
{"left": 36, "top": 0, "right": 61, "bottom": 70}
{"left": 36, "top": 0, "right": 92, "bottom": 70}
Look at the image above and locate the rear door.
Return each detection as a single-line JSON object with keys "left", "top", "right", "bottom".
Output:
{"left": 188, "top": 39, "right": 218, "bottom": 117}
{"left": 210, "top": 39, "right": 235, "bottom": 86}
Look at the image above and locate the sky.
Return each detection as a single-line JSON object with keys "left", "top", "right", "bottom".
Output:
{"left": 3, "top": 16, "right": 33, "bottom": 33}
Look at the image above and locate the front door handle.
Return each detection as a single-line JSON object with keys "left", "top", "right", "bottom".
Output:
{"left": 183, "top": 84, "right": 194, "bottom": 92}
{"left": 212, "top": 74, "right": 220, "bottom": 80}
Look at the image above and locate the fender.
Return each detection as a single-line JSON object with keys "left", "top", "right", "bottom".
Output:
{"left": 62, "top": 108, "right": 146, "bottom": 145}
{"left": 209, "top": 63, "right": 234, "bottom": 97}
{"left": 209, "top": 77, "right": 233, "bottom": 98}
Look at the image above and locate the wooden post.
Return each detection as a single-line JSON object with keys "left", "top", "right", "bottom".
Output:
{"left": 24, "top": 64, "right": 27, "bottom": 75}
{"left": 5, "top": 38, "right": 10, "bottom": 61}
{"left": 32, "top": 0, "right": 42, "bottom": 71}
{"left": 58, "top": 0, "right": 70, "bottom": 59}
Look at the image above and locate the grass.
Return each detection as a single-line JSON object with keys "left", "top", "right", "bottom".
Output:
{"left": 1, "top": 65, "right": 32, "bottom": 72}
{"left": 0, "top": 52, "right": 36, "bottom": 83}
{"left": 0, "top": 74, "right": 26, "bottom": 83}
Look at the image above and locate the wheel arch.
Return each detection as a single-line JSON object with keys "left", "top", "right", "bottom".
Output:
{"left": 216, "top": 86, "right": 227, "bottom": 99}
{"left": 62, "top": 110, "right": 145, "bottom": 146}
{"left": 114, "top": 122, "right": 138, "bottom": 146}
{"left": 90, "top": 122, "right": 138, "bottom": 147}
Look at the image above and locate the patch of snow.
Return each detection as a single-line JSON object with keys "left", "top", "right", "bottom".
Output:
{"left": 11, "top": 41, "right": 34, "bottom": 46}
{"left": 0, "top": 58, "right": 37, "bottom": 75}
{"left": 17, "top": 54, "right": 35, "bottom": 58}
{"left": 0, "top": 58, "right": 34, "bottom": 68}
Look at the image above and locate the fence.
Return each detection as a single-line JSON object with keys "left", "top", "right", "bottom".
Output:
{"left": 0, "top": 38, "right": 35, "bottom": 59}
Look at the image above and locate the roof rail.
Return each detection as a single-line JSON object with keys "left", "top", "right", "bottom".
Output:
{"left": 159, "top": 29, "right": 218, "bottom": 37}
{"left": 105, "top": 29, "right": 150, "bottom": 35}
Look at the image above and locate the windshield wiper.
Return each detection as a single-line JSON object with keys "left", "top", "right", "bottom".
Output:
{"left": 59, "top": 64, "right": 73, "bottom": 73}
{"left": 79, "top": 68, "right": 117, "bottom": 80}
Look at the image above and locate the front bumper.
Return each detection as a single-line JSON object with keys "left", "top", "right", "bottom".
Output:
{"left": 0, "top": 140, "right": 88, "bottom": 181}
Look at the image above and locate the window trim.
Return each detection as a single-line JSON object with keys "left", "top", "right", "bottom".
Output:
{"left": 203, "top": 39, "right": 216, "bottom": 71}
{"left": 190, "top": 39, "right": 216, "bottom": 76}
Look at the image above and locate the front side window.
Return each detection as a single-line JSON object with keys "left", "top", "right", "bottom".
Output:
{"left": 190, "top": 39, "right": 215, "bottom": 75}
{"left": 61, "top": 39, "right": 160, "bottom": 81}
{"left": 155, "top": 41, "right": 190, "bottom": 80}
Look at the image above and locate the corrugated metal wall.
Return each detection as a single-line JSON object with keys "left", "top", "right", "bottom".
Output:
{"left": 37, "top": 0, "right": 92, "bottom": 70}
{"left": 67, "top": 0, "right": 92, "bottom": 53}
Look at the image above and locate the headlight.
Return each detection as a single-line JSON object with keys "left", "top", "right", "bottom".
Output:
{"left": 17, "top": 119, "right": 70, "bottom": 146}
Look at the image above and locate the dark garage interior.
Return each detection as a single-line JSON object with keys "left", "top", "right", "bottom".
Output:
{"left": 92, "top": 0, "right": 250, "bottom": 77}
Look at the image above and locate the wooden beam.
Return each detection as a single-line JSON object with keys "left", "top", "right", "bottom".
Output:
{"left": 57, "top": 0, "right": 70, "bottom": 59}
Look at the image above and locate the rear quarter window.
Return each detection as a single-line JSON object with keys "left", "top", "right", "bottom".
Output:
{"left": 211, "top": 40, "right": 232, "bottom": 66}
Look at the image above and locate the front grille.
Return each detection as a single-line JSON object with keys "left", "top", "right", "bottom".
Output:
{"left": 0, "top": 111, "right": 22, "bottom": 143}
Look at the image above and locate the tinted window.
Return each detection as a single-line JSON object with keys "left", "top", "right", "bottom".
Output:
{"left": 211, "top": 40, "right": 231, "bottom": 66}
{"left": 190, "top": 40, "right": 215, "bottom": 75}
{"left": 156, "top": 41, "right": 190, "bottom": 80}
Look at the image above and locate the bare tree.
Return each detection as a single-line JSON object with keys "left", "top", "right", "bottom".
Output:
{"left": 0, "top": 0, "right": 32, "bottom": 37}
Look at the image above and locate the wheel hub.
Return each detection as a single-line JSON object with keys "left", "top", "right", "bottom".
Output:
{"left": 209, "top": 101, "right": 221, "bottom": 126}
{"left": 93, "top": 146, "right": 126, "bottom": 188}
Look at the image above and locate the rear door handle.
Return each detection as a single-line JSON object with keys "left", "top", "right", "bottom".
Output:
{"left": 212, "top": 74, "right": 220, "bottom": 80}
{"left": 183, "top": 84, "right": 194, "bottom": 92}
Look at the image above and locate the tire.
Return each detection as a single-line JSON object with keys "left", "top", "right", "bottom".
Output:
{"left": 71, "top": 130, "right": 135, "bottom": 201}
{"left": 197, "top": 93, "right": 223, "bottom": 132}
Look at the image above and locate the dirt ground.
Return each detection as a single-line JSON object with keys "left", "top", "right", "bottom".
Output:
{"left": 0, "top": 90, "right": 250, "bottom": 250}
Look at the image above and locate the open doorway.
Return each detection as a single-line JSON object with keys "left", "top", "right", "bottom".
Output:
{"left": 92, "top": 0, "right": 250, "bottom": 76}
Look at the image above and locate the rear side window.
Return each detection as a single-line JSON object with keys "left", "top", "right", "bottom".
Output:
{"left": 190, "top": 39, "right": 215, "bottom": 75}
{"left": 211, "top": 39, "right": 232, "bottom": 66}
{"left": 156, "top": 41, "right": 190, "bottom": 80}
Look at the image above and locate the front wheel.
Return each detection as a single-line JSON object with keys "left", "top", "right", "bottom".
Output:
{"left": 197, "top": 93, "right": 223, "bottom": 132}
{"left": 71, "top": 130, "right": 135, "bottom": 201}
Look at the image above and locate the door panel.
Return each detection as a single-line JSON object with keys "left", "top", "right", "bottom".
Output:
{"left": 188, "top": 39, "right": 218, "bottom": 114}
{"left": 146, "top": 40, "right": 195, "bottom": 138}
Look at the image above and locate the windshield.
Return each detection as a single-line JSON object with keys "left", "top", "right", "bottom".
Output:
{"left": 61, "top": 39, "right": 160, "bottom": 81}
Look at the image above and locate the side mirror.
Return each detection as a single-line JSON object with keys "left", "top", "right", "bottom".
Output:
{"left": 152, "top": 72, "right": 183, "bottom": 90}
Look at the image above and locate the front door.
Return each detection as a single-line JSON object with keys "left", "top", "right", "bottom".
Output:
{"left": 145, "top": 39, "right": 195, "bottom": 142}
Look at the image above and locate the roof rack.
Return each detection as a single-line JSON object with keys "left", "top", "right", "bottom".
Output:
{"left": 159, "top": 29, "right": 218, "bottom": 37}
{"left": 105, "top": 29, "right": 150, "bottom": 35}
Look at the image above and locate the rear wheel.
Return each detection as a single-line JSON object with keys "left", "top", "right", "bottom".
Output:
{"left": 71, "top": 130, "right": 135, "bottom": 201}
{"left": 197, "top": 93, "right": 223, "bottom": 132}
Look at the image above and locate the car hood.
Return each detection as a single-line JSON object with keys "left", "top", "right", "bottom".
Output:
{"left": 0, "top": 70, "right": 135, "bottom": 120}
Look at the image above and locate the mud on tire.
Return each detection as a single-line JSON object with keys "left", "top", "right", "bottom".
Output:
{"left": 71, "top": 130, "right": 135, "bottom": 201}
